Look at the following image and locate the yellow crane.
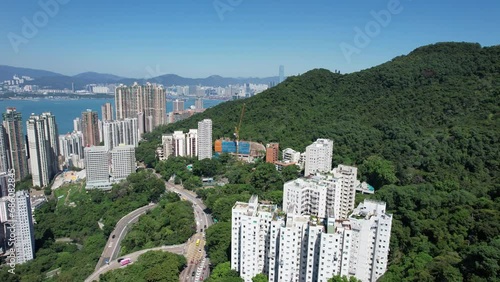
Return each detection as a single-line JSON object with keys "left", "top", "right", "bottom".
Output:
{"left": 234, "top": 103, "right": 246, "bottom": 157}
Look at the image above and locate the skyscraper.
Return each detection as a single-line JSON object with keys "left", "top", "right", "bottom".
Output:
{"left": 2, "top": 108, "right": 28, "bottom": 181}
{"left": 81, "top": 110, "right": 100, "bottom": 147}
{"left": 231, "top": 196, "right": 392, "bottom": 282}
{"left": 115, "top": 83, "right": 141, "bottom": 120}
{"left": 186, "top": 129, "right": 198, "bottom": 157}
{"left": 197, "top": 119, "right": 212, "bottom": 160}
{"left": 101, "top": 103, "right": 113, "bottom": 121}
{"left": 40, "top": 112, "right": 59, "bottom": 174}
{"left": 73, "top": 117, "right": 81, "bottom": 132}
{"left": 195, "top": 97, "right": 204, "bottom": 110}
{"left": 27, "top": 115, "right": 51, "bottom": 187}
{"left": 111, "top": 145, "right": 136, "bottom": 181}
{"left": 279, "top": 65, "right": 285, "bottom": 83}
{"left": 115, "top": 83, "right": 166, "bottom": 132}
{"left": 173, "top": 99, "right": 184, "bottom": 113}
{"left": 0, "top": 126, "right": 10, "bottom": 173}
{"left": 13, "top": 190, "right": 35, "bottom": 264}
{"left": 59, "top": 131, "right": 84, "bottom": 168}
{"left": 304, "top": 138, "right": 333, "bottom": 176}
{"left": 142, "top": 83, "right": 166, "bottom": 127}
{"left": 103, "top": 118, "right": 139, "bottom": 151}
{"left": 84, "top": 146, "right": 110, "bottom": 189}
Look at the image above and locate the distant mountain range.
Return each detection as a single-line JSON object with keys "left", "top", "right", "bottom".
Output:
{"left": 0, "top": 65, "right": 280, "bottom": 89}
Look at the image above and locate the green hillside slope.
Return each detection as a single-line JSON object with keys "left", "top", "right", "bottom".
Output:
{"left": 138, "top": 42, "right": 500, "bottom": 281}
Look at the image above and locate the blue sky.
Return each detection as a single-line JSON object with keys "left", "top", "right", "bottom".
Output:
{"left": 1, "top": 0, "right": 499, "bottom": 78}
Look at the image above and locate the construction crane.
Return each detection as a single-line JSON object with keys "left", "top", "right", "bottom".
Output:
{"left": 234, "top": 103, "right": 246, "bottom": 157}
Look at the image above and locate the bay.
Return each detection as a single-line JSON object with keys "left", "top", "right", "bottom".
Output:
{"left": 0, "top": 98, "right": 224, "bottom": 134}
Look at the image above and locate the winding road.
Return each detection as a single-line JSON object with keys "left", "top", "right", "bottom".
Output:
{"left": 86, "top": 170, "right": 214, "bottom": 282}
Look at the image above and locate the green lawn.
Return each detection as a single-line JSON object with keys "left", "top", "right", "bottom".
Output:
{"left": 54, "top": 182, "right": 89, "bottom": 209}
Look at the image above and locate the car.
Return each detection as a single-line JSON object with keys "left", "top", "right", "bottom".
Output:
{"left": 112, "top": 234, "right": 115, "bottom": 239}
{"left": 198, "top": 249, "right": 202, "bottom": 252}
{"left": 104, "top": 258, "right": 109, "bottom": 264}
{"left": 191, "top": 272, "right": 196, "bottom": 277}
{"left": 204, "top": 225, "right": 207, "bottom": 228}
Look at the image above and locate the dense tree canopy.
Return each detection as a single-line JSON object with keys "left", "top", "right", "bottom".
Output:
{"left": 100, "top": 251, "right": 186, "bottom": 282}
{"left": 0, "top": 170, "right": 166, "bottom": 281}
{"left": 137, "top": 42, "right": 500, "bottom": 281}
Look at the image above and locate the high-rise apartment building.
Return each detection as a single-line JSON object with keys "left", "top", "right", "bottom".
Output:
{"left": 73, "top": 117, "right": 81, "bottom": 132}
{"left": 332, "top": 165, "right": 358, "bottom": 219}
{"left": 231, "top": 196, "right": 392, "bottom": 282}
{"left": 186, "top": 129, "right": 198, "bottom": 157}
{"left": 304, "top": 139, "right": 333, "bottom": 176}
{"left": 81, "top": 110, "right": 100, "bottom": 147}
{"left": 142, "top": 82, "right": 166, "bottom": 127}
{"left": 111, "top": 145, "right": 136, "bottom": 181}
{"left": 13, "top": 190, "right": 35, "bottom": 264}
{"left": 27, "top": 115, "right": 51, "bottom": 187}
{"left": 59, "top": 131, "right": 84, "bottom": 169}
{"left": 2, "top": 108, "right": 28, "bottom": 181}
{"left": 283, "top": 165, "right": 360, "bottom": 220}
{"left": 115, "top": 83, "right": 141, "bottom": 120}
{"left": 173, "top": 99, "right": 184, "bottom": 113}
{"left": 173, "top": 131, "right": 186, "bottom": 157}
{"left": 40, "top": 112, "right": 59, "bottom": 174}
{"left": 0, "top": 127, "right": 10, "bottom": 173}
{"left": 84, "top": 146, "right": 110, "bottom": 189}
{"left": 197, "top": 119, "right": 212, "bottom": 160}
{"left": 101, "top": 102, "right": 113, "bottom": 121}
{"left": 115, "top": 83, "right": 166, "bottom": 132}
{"left": 195, "top": 97, "right": 204, "bottom": 110}
{"left": 102, "top": 118, "right": 139, "bottom": 151}
{"left": 266, "top": 143, "right": 279, "bottom": 163}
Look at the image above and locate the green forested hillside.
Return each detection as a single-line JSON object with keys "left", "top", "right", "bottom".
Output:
{"left": 138, "top": 42, "right": 500, "bottom": 281}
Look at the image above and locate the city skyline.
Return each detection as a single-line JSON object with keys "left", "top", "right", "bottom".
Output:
{"left": 1, "top": 1, "right": 499, "bottom": 77}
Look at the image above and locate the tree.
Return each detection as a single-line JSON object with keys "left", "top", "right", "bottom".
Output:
{"left": 207, "top": 262, "right": 243, "bottom": 282}
{"left": 252, "top": 273, "right": 268, "bottom": 282}
{"left": 249, "top": 162, "right": 283, "bottom": 192}
{"left": 193, "top": 158, "right": 221, "bottom": 177}
{"left": 360, "top": 155, "right": 398, "bottom": 189}
{"left": 328, "top": 275, "right": 362, "bottom": 282}
{"left": 281, "top": 164, "right": 300, "bottom": 182}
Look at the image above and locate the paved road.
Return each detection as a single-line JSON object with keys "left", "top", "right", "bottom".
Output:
{"left": 153, "top": 171, "right": 214, "bottom": 282}
{"left": 94, "top": 203, "right": 157, "bottom": 271}
{"left": 85, "top": 244, "right": 186, "bottom": 282}
{"left": 87, "top": 170, "right": 214, "bottom": 282}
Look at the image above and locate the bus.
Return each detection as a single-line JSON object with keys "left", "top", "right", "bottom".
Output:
{"left": 196, "top": 239, "right": 200, "bottom": 246}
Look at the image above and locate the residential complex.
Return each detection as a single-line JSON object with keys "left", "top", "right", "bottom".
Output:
{"left": 266, "top": 143, "right": 279, "bottom": 163}
{"left": 101, "top": 102, "right": 113, "bottom": 121}
{"left": 26, "top": 113, "right": 59, "bottom": 187}
{"left": 197, "top": 119, "right": 212, "bottom": 160}
{"left": 111, "top": 145, "right": 136, "bottom": 181}
{"left": 84, "top": 145, "right": 136, "bottom": 189}
{"left": 102, "top": 118, "right": 139, "bottom": 151}
{"left": 304, "top": 139, "right": 333, "bottom": 176}
{"left": 0, "top": 190, "right": 37, "bottom": 264}
{"left": 115, "top": 82, "right": 166, "bottom": 132}
{"left": 59, "top": 131, "right": 85, "bottom": 169}
{"left": 2, "top": 108, "right": 28, "bottom": 181}
{"left": 81, "top": 110, "right": 100, "bottom": 147}
{"left": 84, "top": 146, "right": 110, "bottom": 189}
{"left": 157, "top": 119, "right": 213, "bottom": 161}
{"left": 231, "top": 195, "right": 392, "bottom": 282}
